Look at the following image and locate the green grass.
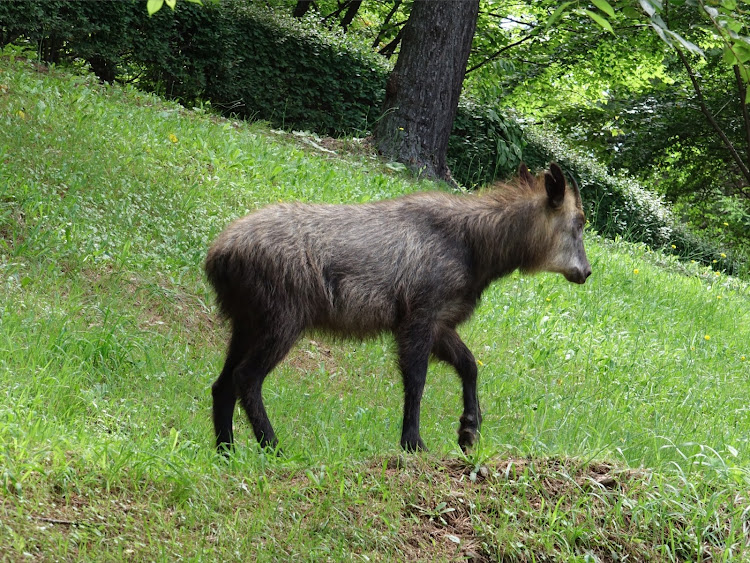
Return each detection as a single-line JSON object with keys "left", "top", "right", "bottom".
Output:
{"left": 1, "top": 53, "right": 749, "bottom": 561}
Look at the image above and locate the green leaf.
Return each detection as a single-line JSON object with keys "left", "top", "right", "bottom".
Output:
{"left": 147, "top": 0, "right": 164, "bottom": 15}
{"left": 737, "top": 61, "right": 750, "bottom": 83}
{"left": 623, "top": 6, "right": 641, "bottom": 18}
{"left": 584, "top": 9, "right": 615, "bottom": 34}
{"left": 650, "top": 20, "right": 673, "bottom": 46}
{"left": 665, "top": 28, "right": 704, "bottom": 56}
{"left": 639, "top": 0, "right": 658, "bottom": 17}
{"left": 724, "top": 45, "right": 738, "bottom": 65}
{"left": 704, "top": 5, "right": 719, "bottom": 19}
{"left": 547, "top": 2, "right": 573, "bottom": 28}
{"left": 165, "top": 0, "right": 176, "bottom": 8}
{"left": 592, "top": 0, "right": 616, "bottom": 18}
{"left": 725, "top": 19, "right": 744, "bottom": 34}
{"left": 738, "top": 41, "right": 750, "bottom": 61}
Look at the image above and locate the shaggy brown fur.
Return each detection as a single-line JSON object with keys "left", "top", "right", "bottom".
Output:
{"left": 205, "top": 162, "right": 591, "bottom": 453}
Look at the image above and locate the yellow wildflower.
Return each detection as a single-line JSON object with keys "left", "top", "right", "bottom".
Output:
{"left": 704, "top": 335, "right": 711, "bottom": 341}
{"left": 16, "top": 109, "right": 25, "bottom": 119}
{"left": 476, "top": 359, "right": 484, "bottom": 367}
{"left": 720, "top": 253, "right": 726, "bottom": 258}
{"left": 723, "top": 222, "right": 729, "bottom": 226}
{"left": 633, "top": 268, "right": 639, "bottom": 275}
{"left": 169, "top": 133, "right": 178, "bottom": 143}
{"left": 671, "top": 245, "right": 676, "bottom": 249}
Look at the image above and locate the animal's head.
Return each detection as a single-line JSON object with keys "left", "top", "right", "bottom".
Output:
{"left": 519, "top": 162, "right": 592, "bottom": 284}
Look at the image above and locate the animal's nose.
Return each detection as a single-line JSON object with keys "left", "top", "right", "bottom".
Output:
{"left": 576, "top": 268, "right": 592, "bottom": 284}
{"left": 565, "top": 267, "right": 591, "bottom": 284}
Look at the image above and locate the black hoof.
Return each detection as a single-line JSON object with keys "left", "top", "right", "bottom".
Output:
{"left": 401, "top": 437, "right": 428, "bottom": 452}
{"left": 216, "top": 441, "right": 234, "bottom": 456}
{"left": 458, "top": 428, "right": 478, "bottom": 452}
{"left": 258, "top": 438, "right": 282, "bottom": 457}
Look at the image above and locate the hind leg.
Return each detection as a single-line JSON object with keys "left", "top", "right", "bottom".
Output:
{"left": 212, "top": 321, "right": 253, "bottom": 453}
{"left": 234, "top": 323, "right": 302, "bottom": 451}
{"left": 432, "top": 328, "right": 481, "bottom": 451}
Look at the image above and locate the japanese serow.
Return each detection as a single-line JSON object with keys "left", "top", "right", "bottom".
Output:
{"left": 205, "top": 162, "right": 591, "bottom": 453}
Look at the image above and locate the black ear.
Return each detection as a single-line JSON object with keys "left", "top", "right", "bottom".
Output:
{"left": 518, "top": 162, "right": 534, "bottom": 188}
{"left": 545, "top": 162, "right": 566, "bottom": 209}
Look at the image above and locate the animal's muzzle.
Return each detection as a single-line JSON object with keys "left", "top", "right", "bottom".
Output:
{"left": 565, "top": 266, "right": 592, "bottom": 284}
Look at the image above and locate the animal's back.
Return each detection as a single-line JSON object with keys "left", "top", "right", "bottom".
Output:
{"left": 205, "top": 194, "right": 475, "bottom": 335}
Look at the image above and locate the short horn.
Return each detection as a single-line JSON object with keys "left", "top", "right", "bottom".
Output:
{"left": 568, "top": 171, "right": 582, "bottom": 207}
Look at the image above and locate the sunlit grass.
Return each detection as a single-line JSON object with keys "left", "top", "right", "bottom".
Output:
{"left": 1, "top": 53, "right": 749, "bottom": 560}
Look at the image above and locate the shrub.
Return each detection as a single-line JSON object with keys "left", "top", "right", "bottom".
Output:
{"left": 448, "top": 100, "right": 524, "bottom": 188}
{"left": 0, "top": 1, "right": 163, "bottom": 82}
{"left": 194, "top": 1, "right": 391, "bottom": 135}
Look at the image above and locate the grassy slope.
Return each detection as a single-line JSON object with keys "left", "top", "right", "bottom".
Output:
{"left": 1, "top": 55, "right": 749, "bottom": 561}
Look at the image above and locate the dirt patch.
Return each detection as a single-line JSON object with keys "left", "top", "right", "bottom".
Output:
{"left": 361, "top": 455, "right": 645, "bottom": 562}
{"left": 72, "top": 266, "right": 218, "bottom": 343}
{"left": 269, "top": 129, "right": 394, "bottom": 169}
{"left": 286, "top": 339, "right": 339, "bottom": 375}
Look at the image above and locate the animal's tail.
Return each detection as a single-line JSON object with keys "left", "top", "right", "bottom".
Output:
{"left": 204, "top": 243, "right": 237, "bottom": 320}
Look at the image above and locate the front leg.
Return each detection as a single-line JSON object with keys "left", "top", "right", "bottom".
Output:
{"left": 396, "top": 320, "right": 435, "bottom": 452}
{"left": 432, "top": 329, "right": 481, "bottom": 451}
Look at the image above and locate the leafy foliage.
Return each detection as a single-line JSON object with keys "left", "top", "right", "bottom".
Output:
{"left": 447, "top": 100, "right": 524, "bottom": 187}
{"left": 464, "top": 1, "right": 750, "bottom": 269}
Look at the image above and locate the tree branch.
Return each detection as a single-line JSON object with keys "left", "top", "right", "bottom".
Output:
{"left": 340, "top": 0, "right": 362, "bottom": 32}
{"left": 676, "top": 48, "right": 750, "bottom": 185}
{"left": 466, "top": 33, "right": 536, "bottom": 74}
{"left": 372, "top": 0, "right": 403, "bottom": 49}
{"left": 292, "top": 0, "right": 315, "bottom": 18}
{"left": 379, "top": 26, "right": 405, "bottom": 59}
{"left": 481, "top": 13, "right": 535, "bottom": 28}
{"left": 321, "top": 0, "right": 361, "bottom": 29}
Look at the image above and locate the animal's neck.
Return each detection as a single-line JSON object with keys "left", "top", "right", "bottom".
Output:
{"left": 464, "top": 194, "right": 542, "bottom": 286}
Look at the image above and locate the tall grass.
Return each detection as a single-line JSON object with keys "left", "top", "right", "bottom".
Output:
{"left": 1, "top": 53, "right": 749, "bottom": 560}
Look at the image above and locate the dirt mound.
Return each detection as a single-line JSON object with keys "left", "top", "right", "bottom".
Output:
{"left": 368, "top": 455, "right": 645, "bottom": 562}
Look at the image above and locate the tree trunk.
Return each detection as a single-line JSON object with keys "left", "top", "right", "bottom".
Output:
{"left": 374, "top": 0, "right": 480, "bottom": 182}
